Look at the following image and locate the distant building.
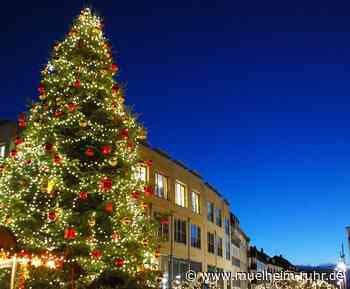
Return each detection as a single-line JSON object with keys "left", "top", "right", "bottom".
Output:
{"left": 0, "top": 120, "right": 16, "bottom": 158}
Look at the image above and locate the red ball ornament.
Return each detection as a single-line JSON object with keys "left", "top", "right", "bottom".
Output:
{"left": 111, "top": 63, "right": 118, "bottom": 73}
{"left": 15, "top": 137, "right": 23, "bottom": 146}
{"left": 44, "top": 143, "right": 53, "bottom": 152}
{"left": 101, "top": 145, "right": 111, "bottom": 156}
{"left": 85, "top": 147, "right": 95, "bottom": 157}
{"left": 131, "top": 191, "right": 140, "bottom": 200}
{"left": 120, "top": 128, "right": 129, "bottom": 139}
{"left": 79, "top": 191, "right": 89, "bottom": 200}
{"left": 48, "top": 211, "right": 57, "bottom": 221}
{"left": 18, "top": 113, "right": 26, "bottom": 129}
{"left": 10, "top": 150, "right": 17, "bottom": 158}
{"left": 91, "top": 249, "right": 102, "bottom": 259}
{"left": 104, "top": 201, "right": 113, "bottom": 214}
{"left": 67, "top": 103, "right": 78, "bottom": 112}
{"left": 112, "top": 84, "right": 119, "bottom": 95}
{"left": 115, "top": 258, "right": 124, "bottom": 267}
{"left": 100, "top": 177, "right": 113, "bottom": 192}
{"left": 144, "top": 186, "right": 153, "bottom": 197}
{"left": 38, "top": 83, "right": 45, "bottom": 94}
{"left": 64, "top": 228, "right": 77, "bottom": 240}
{"left": 74, "top": 79, "right": 81, "bottom": 88}
{"left": 146, "top": 160, "right": 153, "bottom": 167}
{"left": 54, "top": 111, "right": 64, "bottom": 118}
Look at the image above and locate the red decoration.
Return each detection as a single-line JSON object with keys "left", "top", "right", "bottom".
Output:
{"left": 160, "top": 219, "right": 169, "bottom": 225}
{"left": 85, "top": 147, "right": 95, "bottom": 157}
{"left": 48, "top": 211, "right": 57, "bottom": 221}
{"left": 44, "top": 143, "right": 53, "bottom": 152}
{"left": 91, "top": 249, "right": 102, "bottom": 259}
{"left": 111, "top": 63, "right": 119, "bottom": 73}
{"left": 79, "top": 191, "right": 89, "bottom": 200}
{"left": 146, "top": 160, "right": 153, "bottom": 167}
{"left": 67, "top": 103, "right": 78, "bottom": 112}
{"left": 101, "top": 145, "right": 111, "bottom": 156}
{"left": 74, "top": 79, "right": 81, "bottom": 88}
{"left": 15, "top": 137, "right": 23, "bottom": 146}
{"left": 54, "top": 111, "right": 64, "bottom": 118}
{"left": 19, "top": 250, "right": 31, "bottom": 259}
{"left": 112, "top": 84, "right": 119, "bottom": 95}
{"left": 18, "top": 113, "right": 26, "bottom": 129}
{"left": 100, "top": 177, "right": 113, "bottom": 192}
{"left": 25, "top": 159, "right": 32, "bottom": 165}
{"left": 104, "top": 201, "right": 113, "bottom": 214}
{"left": 144, "top": 186, "right": 153, "bottom": 197}
{"left": 131, "top": 191, "right": 140, "bottom": 200}
{"left": 10, "top": 150, "right": 17, "bottom": 158}
{"left": 127, "top": 141, "right": 133, "bottom": 149}
{"left": 120, "top": 128, "right": 129, "bottom": 139}
{"left": 115, "top": 258, "right": 124, "bottom": 267}
{"left": 64, "top": 228, "right": 77, "bottom": 240}
{"left": 38, "top": 83, "right": 45, "bottom": 94}
{"left": 53, "top": 154, "right": 61, "bottom": 164}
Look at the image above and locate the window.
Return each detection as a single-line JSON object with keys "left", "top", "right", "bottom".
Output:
{"left": 190, "top": 224, "right": 201, "bottom": 248}
{"left": 191, "top": 191, "right": 200, "bottom": 214}
{"left": 135, "top": 164, "right": 147, "bottom": 182}
{"left": 174, "top": 219, "right": 187, "bottom": 244}
{"left": 175, "top": 182, "right": 187, "bottom": 207}
{"left": 232, "top": 256, "right": 241, "bottom": 268}
{"left": 0, "top": 145, "right": 5, "bottom": 158}
{"left": 207, "top": 232, "right": 215, "bottom": 254}
{"left": 155, "top": 172, "right": 168, "bottom": 199}
{"left": 215, "top": 208, "right": 222, "bottom": 227}
{"left": 225, "top": 238, "right": 231, "bottom": 260}
{"left": 173, "top": 258, "right": 189, "bottom": 281}
{"left": 217, "top": 237, "right": 223, "bottom": 257}
{"left": 207, "top": 202, "right": 214, "bottom": 222}
{"left": 224, "top": 218, "right": 230, "bottom": 235}
{"left": 154, "top": 212, "right": 169, "bottom": 241}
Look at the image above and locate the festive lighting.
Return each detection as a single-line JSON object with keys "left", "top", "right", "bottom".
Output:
{"left": 0, "top": 7, "right": 160, "bottom": 288}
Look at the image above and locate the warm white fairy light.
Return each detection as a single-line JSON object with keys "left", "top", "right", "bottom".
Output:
{"left": 0, "top": 7, "right": 159, "bottom": 288}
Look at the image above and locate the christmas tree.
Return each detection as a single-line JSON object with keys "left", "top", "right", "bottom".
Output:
{"left": 0, "top": 8, "right": 160, "bottom": 288}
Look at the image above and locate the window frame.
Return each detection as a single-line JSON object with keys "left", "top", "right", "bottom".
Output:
{"left": 190, "top": 224, "right": 201, "bottom": 249}
{"left": 175, "top": 181, "right": 187, "bottom": 208}
{"left": 154, "top": 172, "right": 168, "bottom": 199}
{"left": 207, "top": 232, "right": 215, "bottom": 254}
{"left": 135, "top": 163, "right": 148, "bottom": 182}
{"left": 215, "top": 208, "right": 222, "bottom": 227}
{"left": 207, "top": 202, "right": 214, "bottom": 222}
{"left": 191, "top": 191, "right": 200, "bottom": 214}
{"left": 174, "top": 218, "right": 187, "bottom": 244}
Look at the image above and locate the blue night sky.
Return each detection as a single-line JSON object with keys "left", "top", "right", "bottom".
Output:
{"left": 1, "top": 0, "right": 350, "bottom": 265}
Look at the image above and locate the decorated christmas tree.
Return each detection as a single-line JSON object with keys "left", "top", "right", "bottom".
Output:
{"left": 0, "top": 8, "right": 160, "bottom": 288}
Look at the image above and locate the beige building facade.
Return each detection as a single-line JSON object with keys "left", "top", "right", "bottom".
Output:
{"left": 139, "top": 144, "right": 250, "bottom": 289}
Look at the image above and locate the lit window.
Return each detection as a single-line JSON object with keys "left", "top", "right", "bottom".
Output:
{"left": 207, "top": 202, "right": 214, "bottom": 222}
{"left": 135, "top": 164, "right": 147, "bottom": 182}
{"left": 175, "top": 182, "right": 187, "bottom": 207}
{"left": 191, "top": 191, "right": 200, "bottom": 214}
{"left": 155, "top": 172, "right": 168, "bottom": 199}
{"left": 190, "top": 224, "right": 201, "bottom": 248}
{"left": 0, "top": 145, "right": 5, "bottom": 158}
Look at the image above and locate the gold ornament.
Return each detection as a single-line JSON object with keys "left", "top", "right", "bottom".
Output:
{"left": 109, "top": 158, "right": 118, "bottom": 167}
{"left": 47, "top": 178, "right": 58, "bottom": 194}
{"left": 139, "top": 128, "right": 147, "bottom": 140}
{"left": 39, "top": 94, "right": 47, "bottom": 100}
{"left": 80, "top": 120, "right": 88, "bottom": 128}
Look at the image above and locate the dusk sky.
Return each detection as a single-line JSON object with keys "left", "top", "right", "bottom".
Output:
{"left": 1, "top": 0, "right": 350, "bottom": 265}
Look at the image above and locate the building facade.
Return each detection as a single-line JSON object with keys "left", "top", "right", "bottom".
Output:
{"left": 0, "top": 121, "right": 251, "bottom": 289}
{"left": 139, "top": 145, "right": 250, "bottom": 289}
